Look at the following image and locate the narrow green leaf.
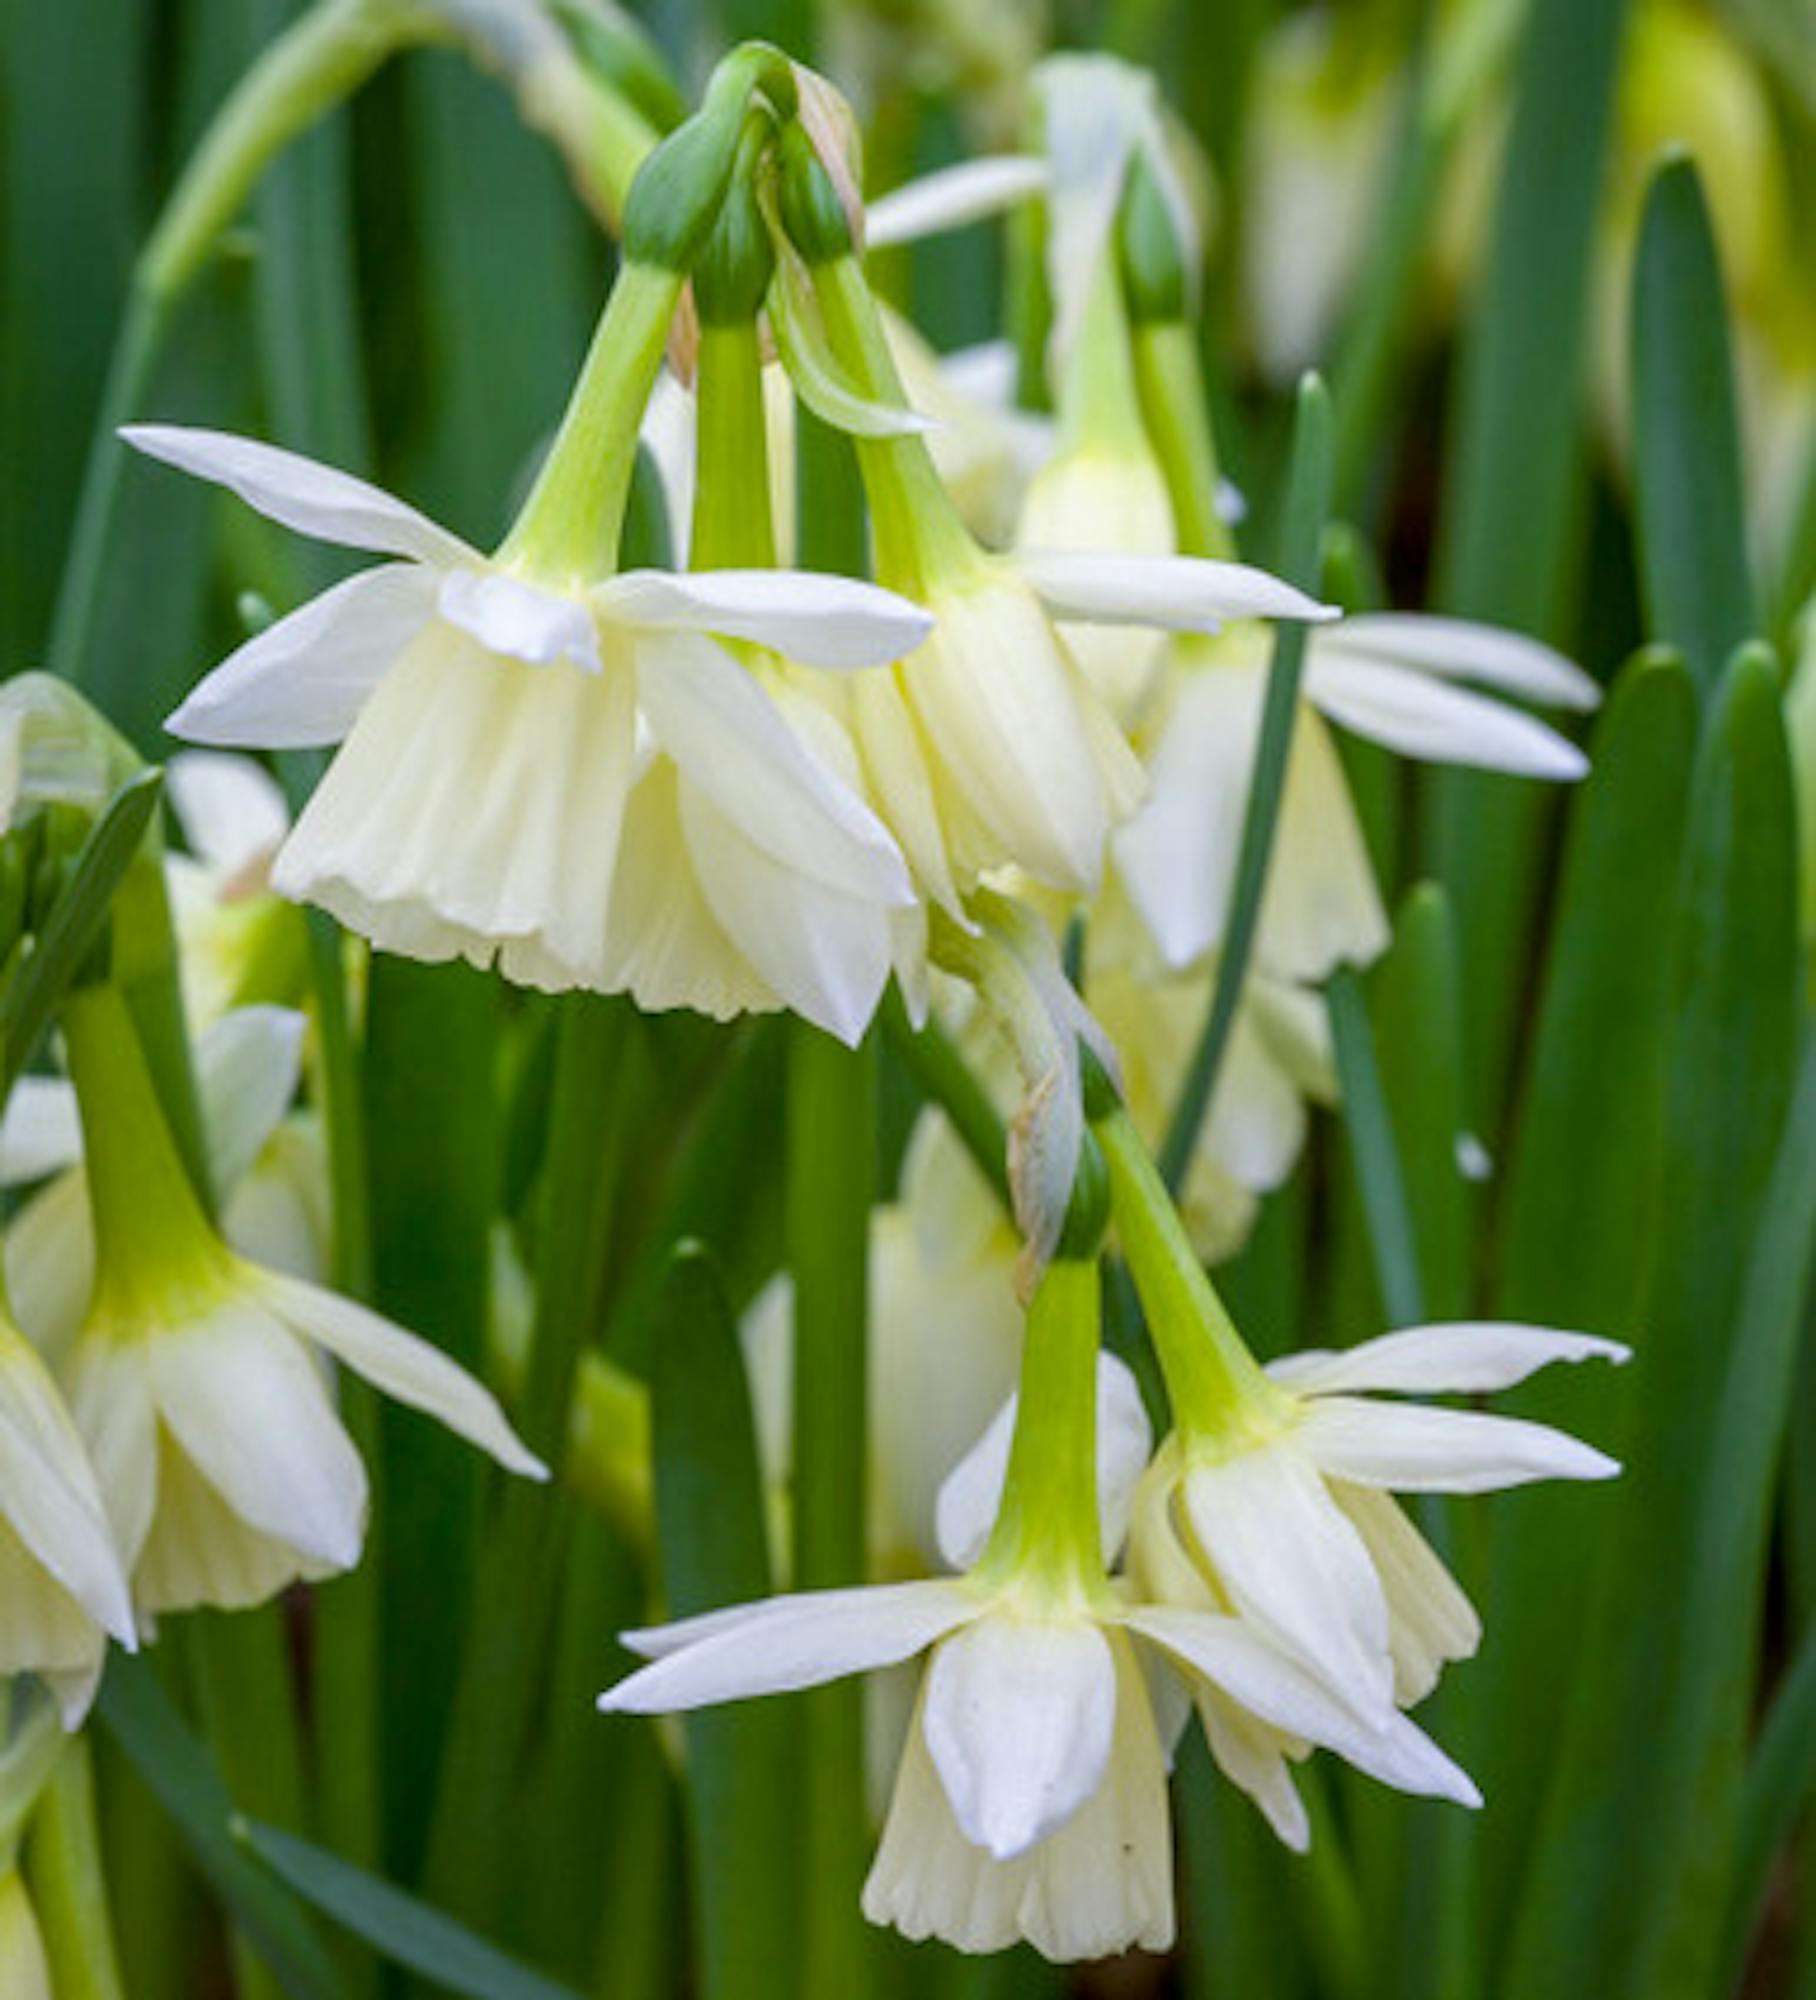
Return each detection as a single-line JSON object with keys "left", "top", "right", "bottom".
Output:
{"left": 0, "top": 768, "right": 162, "bottom": 1096}
{"left": 237, "top": 1820, "right": 581, "bottom": 2000}
{"left": 1630, "top": 155, "right": 1757, "bottom": 693}
{"left": 1630, "top": 1024, "right": 1816, "bottom": 1993}
{"left": 646, "top": 1245, "right": 798, "bottom": 2000}
{"left": 1471, "top": 653, "right": 1697, "bottom": 1938}
{"left": 1428, "top": 0, "right": 1629, "bottom": 1124}
{"left": 1161, "top": 372, "right": 1332, "bottom": 1190}
{"left": 1504, "top": 644, "right": 1799, "bottom": 1998}
{"left": 787, "top": 1024, "right": 875, "bottom": 2000}
{"left": 1327, "top": 965, "right": 1425, "bottom": 1330}
{"left": 1721, "top": 1604, "right": 1816, "bottom": 1989}
{"left": 97, "top": 1658, "right": 341, "bottom": 2000}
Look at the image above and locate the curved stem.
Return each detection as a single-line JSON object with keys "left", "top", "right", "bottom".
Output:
{"left": 23, "top": 1737, "right": 126, "bottom": 2000}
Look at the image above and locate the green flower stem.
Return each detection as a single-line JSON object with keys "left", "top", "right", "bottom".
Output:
{"left": 809, "top": 253, "right": 979, "bottom": 590}
{"left": 1132, "top": 318, "right": 1236, "bottom": 561}
{"left": 1055, "top": 259, "right": 1151, "bottom": 458}
{"left": 692, "top": 322, "right": 776, "bottom": 571}
{"left": 1094, "top": 1106, "right": 1281, "bottom": 1441}
{"left": 23, "top": 1737, "right": 127, "bottom": 2000}
{"left": 59, "top": 980, "right": 217, "bottom": 1287}
{"left": 1158, "top": 373, "right": 1332, "bottom": 1195}
{"left": 499, "top": 262, "right": 683, "bottom": 581}
{"left": 976, "top": 1258, "right": 1108, "bottom": 1598}
{"left": 1326, "top": 965, "right": 1427, "bottom": 1327}
{"left": 786, "top": 1023, "right": 876, "bottom": 2000}
{"left": 48, "top": 0, "right": 428, "bottom": 691}
{"left": 424, "top": 995, "right": 631, "bottom": 1928}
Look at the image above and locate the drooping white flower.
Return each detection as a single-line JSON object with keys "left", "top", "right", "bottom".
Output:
{"left": 125, "top": 424, "right": 932, "bottom": 1045}
{"left": 58, "top": 982, "right": 543, "bottom": 1618}
{"left": 604, "top": 1309, "right": 1475, "bottom": 1961}
{"left": 1131, "top": 1321, "right": 1630, "bottom": 1718}
{"left": 1115, "top": 618, "right": 1601, "bottom": 980}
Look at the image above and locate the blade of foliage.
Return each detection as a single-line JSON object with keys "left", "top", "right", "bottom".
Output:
{"left": 1427, "top": 0, "right": 1629, "bottom": 1126}
{"left": 1472, "top": 653, "right": 1697, "bottom": 1931}
{"left": 1629, "top": 155, "right": 1756, "bottom": 695}
{"left": 1504, "top": 644, "right": 1798, "bottom": 1998}
{"left": 1327, "top": 965, "right": 1425, "bottom": 1329}
{"left": 97, "top": 1658, "right": 341, "bottom": 2000}
{"left": 236, "top": 1819, "right": 584, "bottom": 2000}
{"left": 0, "top": 768, "right": 162, "bottom": 1095}
{"left": 648, "top": 1244, "right": 798, "bottom": 2000}
{"left": 1721, "top": 1605, "right": 1816, "bottom": 1989}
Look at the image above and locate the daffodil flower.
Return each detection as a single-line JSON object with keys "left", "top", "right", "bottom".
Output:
{"left": 125, "top": 411, "right": 931, "bottom": 1044}
{"left": 603, "top": 1263, "right": 1474, "bottom": 1960}
{"left": 1115, "top": 618, "right": 1601, "bottom": 980}
{"left": 59, "top": 982, "right": 542, "bottom": 1618}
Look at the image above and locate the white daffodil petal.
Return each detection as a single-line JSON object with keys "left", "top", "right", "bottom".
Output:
{"left": 603, "top": 1579, "right": 977, "bottom": 1710}
{"left": 1198, "top": 1691, "right": 1312, "bottom": 1851}
{"left": 1303, "top": 657, "right": 1588, "bottom": 779}
{"left": 195, "top": 1007, "right": 306, "bottom": 1197}
{"left": 1318, "top": 616, "right": 1600, "bottom": 710}
{"left": 148, "top": 1301, "right": 365, "bottom": 1571}
{"left": 0, "top": 1329, "right": 134, "bottom": 1641}
{"left": 865, "top": 156, "right": 1049, "bottom": 249}
{"left": 1018, "top": 551, "right": 1336, "bottom": 632}
{"left": 1180, "top": 1442, "right": 1394, "bottom": 1708}
{"left": 934, "top": 1354, "right": 1153, "bottom": 1573}
{"left": 598, "top": 569, "right": 932, "bottom": 669}
{"left": 1296, "top": 1396, "right": 1621, "bottom": 1493}
{"left": 678, "top": 785, "right": 895, "bottom": 1045}
{"left": 165, "top": 752, "right": 291, "bottom": 879}
{"left": 1335, "top": 1483, "right": 1480, "bottom": 1705}
{"left": 259, "top": 1272, "right": 545, "bottom": 1480}
{"left": 167, "top": 563, "right": 439, "bottom": 748}
{"left": 6, "top": 1172, "right": 96, "bottom": 1361}
{"left": 122, "top": 425, "right": 475, "bottom": 565}
{"left": 0, "top": 1079, "right": 83, "bottom": 1186}
{"left": 865, "top": 1633, "right": 1175, "bottom": 1962}
{"left": 1268, "top": 1322, "right": 1632, "bottom": 1397}
{"left": 67, "top": 1340, "right": 158, "bottom": 1579}
{"left": 637, "top": 632, "right": 911, "bottom": 900}
{"left": 923, "top": 1615, "right": 1119, "bottom": 1859}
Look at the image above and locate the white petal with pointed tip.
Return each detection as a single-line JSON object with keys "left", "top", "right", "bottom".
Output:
{"left": 0, "top": 1326, "right": 135, "bottom": 1642}
{"left": 259, "top": 1272, "right": 545, "bottom": 1480}
{"left": 1295, "top": 1396, "right": 1621, "bottom": 1493}
{"left": 148, "top": 1300, "right": 365, "bottom": 1572}
{"left": 1179, "top": 1441, "right": 1394, "bottom": 1708}
{"left": 1268, "top": 1322, "right": 1631, "bottom": 1397}
{"left": 1317, "top": 616, "right": 1600, "bottom": 710}
{"left": 437, "top": 569, "right": 603, "bottom": 673}
{"left": 922, "top": 1615, "right": 1118, "bottom": 1858}
{"left": 636, "top": 632, "right": 911, "bottom": 902}
{"left": 166, "top": 752, "right": 291, "bottom": 878}
{"left": 599, "top": 569, "right": 932, "bottom": 668}
{"left": 167, "top": 563, "right": 439, "bottom": 748}
{"left": 602, "top": 1579, "right": 976, "bottom": 1711}
{"left": 865, "top": 156, "right": 1050, "bottom": 249}
{"left": 122, "top": 425, "right": 476, "bottom": 565}
{"left": 196, "top": 1007, "right": 307, "bottom": 1197}
{"left": 1018, "top": 551, "right": 1336, "bottom": 631}
{"left": 1303, "top": 656, "right": 1588, "bottom": 779}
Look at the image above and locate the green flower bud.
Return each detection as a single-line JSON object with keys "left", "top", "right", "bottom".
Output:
{"left": 775, "top": 119, "right": 853, "bottom": 266}
{"left": 1118, "top": 151, "right": 1190, "bottom": 326}
{"left": 691, "top": 122, "right": 778, "bottom": 325}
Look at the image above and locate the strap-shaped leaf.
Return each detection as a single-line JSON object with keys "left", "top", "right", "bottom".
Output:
{"left": 1631, "top": 155, "right": 1757, "bottom": 695}
{"left": 235, "top": 1819, "right": 584, "bottom": 2000}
